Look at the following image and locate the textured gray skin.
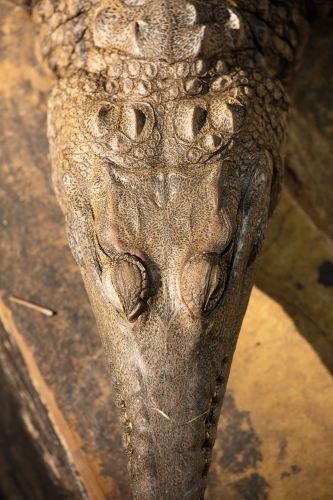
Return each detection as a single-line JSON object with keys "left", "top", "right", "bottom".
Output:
{"left": 26, "top": 0, "right": 332, "bottom": 498}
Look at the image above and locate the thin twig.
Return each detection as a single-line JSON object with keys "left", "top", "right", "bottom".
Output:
{"left": 151, "top": 407, "right": 210, "bottom": 426}
{"left": 9, "top": 296, "right": 55, "bottom": 317}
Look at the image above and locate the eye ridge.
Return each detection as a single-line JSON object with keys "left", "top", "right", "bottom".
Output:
{"left": 180, "top": 251, "right": 231, "bottom": 317}
{"left": 102, "top": 253, "right": 150, "bottom": 321}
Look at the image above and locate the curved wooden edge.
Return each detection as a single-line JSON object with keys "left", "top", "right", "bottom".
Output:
{"left": 0, "top": 291, "right": 107, "bottom": 500}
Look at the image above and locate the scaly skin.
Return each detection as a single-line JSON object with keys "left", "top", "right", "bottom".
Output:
{"left": 26, "top": 0, "right": 332, "bottom": 498}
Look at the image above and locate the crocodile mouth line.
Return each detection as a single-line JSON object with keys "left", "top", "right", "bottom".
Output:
{"left": 115, "top": 352, "right": 230, "bottom": 484}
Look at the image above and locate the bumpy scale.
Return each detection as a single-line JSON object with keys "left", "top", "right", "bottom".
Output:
{"left": 27, "top": 0, "right": 333, "bottom": 498}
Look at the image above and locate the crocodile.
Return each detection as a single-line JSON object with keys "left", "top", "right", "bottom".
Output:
{"left": 14, "top": 0, "right": 333, "bottom": 498}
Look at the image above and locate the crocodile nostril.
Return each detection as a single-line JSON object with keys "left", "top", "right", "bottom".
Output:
{"left": 102, "top": 254, "right": 150, "bottom": 321}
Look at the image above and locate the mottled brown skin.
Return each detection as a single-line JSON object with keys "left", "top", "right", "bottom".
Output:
{"left": 24, "top": 0, "right": 332, "bottom": 498}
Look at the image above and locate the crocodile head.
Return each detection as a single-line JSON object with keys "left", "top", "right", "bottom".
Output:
{"left": 45, "top": 1, "right": 288, "bottom": 498}
{"left": 48, "top": 63, "right": 286, "bottom": 499}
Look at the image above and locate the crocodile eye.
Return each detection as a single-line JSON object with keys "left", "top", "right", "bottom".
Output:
{"left": 102, "top": 254, "right": 150, "bottom": 321}
{"left": 85, "top": 102, "right": 119, "bottom": 137}
{"left": 174, "top": 101, "right": 208, "bottom": 142}
{"left": 180, "top": 253, "right": 228, "bottom": 317}
{"left": 209, "top": 96, "right": 245, "bottom": 136}
{"left": 119, "top": 102, "right": 154, "bottom": 142}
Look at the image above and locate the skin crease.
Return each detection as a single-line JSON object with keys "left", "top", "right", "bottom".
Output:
{"left": 24, "top": 0, "right": 331, "bottom": 498}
